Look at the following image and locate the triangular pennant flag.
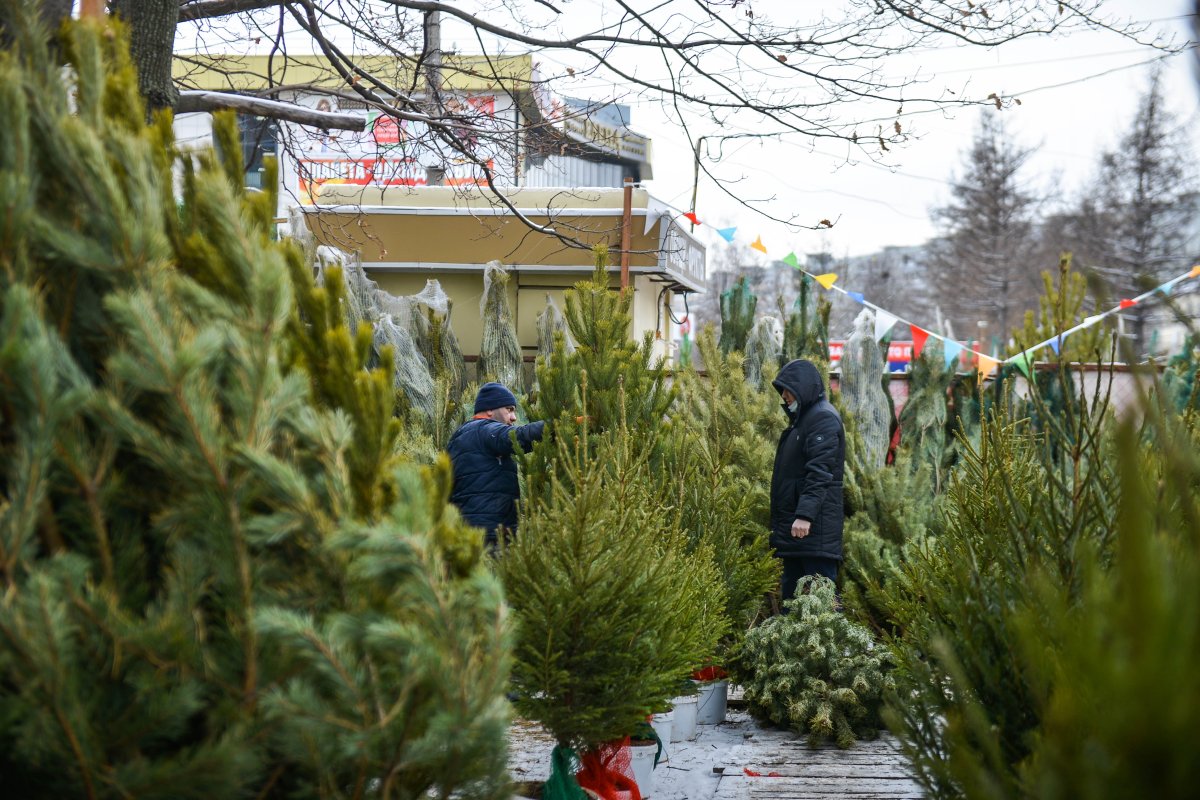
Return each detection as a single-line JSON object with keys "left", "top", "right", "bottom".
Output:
{"left": 1191, "top": 264, "right": 1200, "bottom": 278}
{"left": 874, "top": 310, "right": 898, "bottom": 341}
{"left": 750, "top": 236, "right": 767, "bottom": 254}
{"left": 643, "top": 196, "right": 670, "bottom": 234}
{"left": 716, "top": 226, "right": 737, "bottom": 243}
{"left": 847, "top": 291, "right": 865, "bottom": 304}
{"left": 683, "top": 211, "right": 701, "bottom": 226}
{"left": 814, "top": 273, "right": 838, "bottom": 289}
{"left": 977, "top": 353, "right": 1000, "bottom": 384}
{"left": 1119, "top": 298, "right": 1136, "bottom": 309}
{"left": 911, "top": 325, "right": 929, "bottom": 358}
{"left": 1011, "top": 348, "right": 1036, "bottom": 379}
{"left": 1048, "top": 334, "right": 1063, "bottom": 355}
{"left": 782, "top": 252, "right": 800, "bottom": 268}
{"left": 943, "top": 340, "right": 964, "bottom": 370}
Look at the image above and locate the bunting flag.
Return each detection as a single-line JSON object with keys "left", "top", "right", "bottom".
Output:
{"left": 977, "top": 353, "right": 1000, "bottom": 384}
{"left": 814, "top": 273, "right": 838, "bottom": 289}
{"left": 644, "top": 196, "right": 670, "bottom": 234}
{"left": 782, "top": 252, "right": 800, "bottom": 268}
{"left": 1191, "top": 264, "right": 1200, "bottom": 278}
{"left": 1012, "top": 348, "right": 1037, "bottom": 379}
{"left": 943, "top": 340, "right": 964, "bottom": 369}
{"left": 684, "top": 211, "right": 702, "bottom": 226}
{"left": 874, "top": 309, "right": 898, "bottom": 341}
{"left": 1119, "top": 298, "right": 1136, "bottom": 309}
{"left": 750, "top": 236, "right": 768, "bottom": 254}
{"left": 1048, "top": 334, "right": 1062, "bottom": 355}
{"left": 847, "top": 291, "right": 865, "bottom": 304}
{"left": 716, "top": 226, "right": 737, "bottom": 243}
{"left": 911, "top": 325, "right": 929, "bottom": 358}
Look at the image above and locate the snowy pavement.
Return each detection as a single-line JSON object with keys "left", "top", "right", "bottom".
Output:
{"left": 508, "top": 707, "right": 922, "bottom": 799}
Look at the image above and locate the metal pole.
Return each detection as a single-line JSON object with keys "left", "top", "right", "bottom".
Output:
{"left": 620, "top": 176, "right": 633, "bottom": 289}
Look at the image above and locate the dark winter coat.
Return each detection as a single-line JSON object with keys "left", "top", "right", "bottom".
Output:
{"left": 769, "top": 360, "right": 846, "bottom": 561}
{"left": 447, "top": 417, "right": 546, "bottom": 544}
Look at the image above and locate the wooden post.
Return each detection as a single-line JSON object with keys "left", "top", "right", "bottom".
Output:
{"left": 80, "top": 0, "right": 105, "bottom": 17}
{"left": 620, "top": 176, "right": 633, "bottom": 290}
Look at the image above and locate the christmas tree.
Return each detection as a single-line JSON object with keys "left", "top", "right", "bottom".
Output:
{"left": 0, "top": 13, "right": 508, "bottom": 798}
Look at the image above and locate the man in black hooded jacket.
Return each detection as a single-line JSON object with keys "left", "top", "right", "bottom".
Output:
{"left": 769, "top": 359, "right": 846, "bottom": 602}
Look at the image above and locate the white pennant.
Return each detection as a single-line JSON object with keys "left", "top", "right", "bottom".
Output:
{"left": 644, "top": 197, "right": 670, "bottom": 234}
{"left": 874, "top": 309, "right": 898, "bottom": 341}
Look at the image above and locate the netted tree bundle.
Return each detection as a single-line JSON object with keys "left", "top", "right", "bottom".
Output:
{"left": 374, "top": 312, "right": 437, "bottom": 423}
{"left": 479, "top": 260, "right": 523, "bottom": 391}
{"left": 381, "top": 280, "right": 467, "bottom": 398}
{"left": 719, "top": 275, "right": 756, "bottom": 354}
{"left": 841, "top": 309, "right": 892, "bottom": 470}
{"left": 537, "top": 293, "right": 575, "bottom": 363}
{"left": 898, "top": 339, "right": 951, "bottom": 491}
{"left": 743, "top": 315, "right": 783, "bottom": 389}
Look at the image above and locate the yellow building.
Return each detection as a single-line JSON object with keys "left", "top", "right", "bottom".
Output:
{"left": 173, "top": 54, "right": 704, "bottom": 364}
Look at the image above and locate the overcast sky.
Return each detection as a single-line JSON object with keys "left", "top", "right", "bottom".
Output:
{"left": 625, "top": 0, "right": 1200, "bottom": 263}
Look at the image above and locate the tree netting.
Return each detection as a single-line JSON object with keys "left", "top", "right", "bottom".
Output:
{"left": 537, "top": 293, "right": 575, "bottom": 363}
{"left": 743, "top": 315, "right": 783, "bottom": 389}
{"left": 380, "top": 279, "right": 467, "bottom": 398}
{"left": 479, "top": 259, "right": 524, "bottom": 391}
{"left": 576, "top": 739, "right": 641, "bottom": 800}
{"left": 841, "top": 309, "right": 892, "bottom": 470}
{"left": 719, "top": 275, "right": 756, "bottom": 354}
{"left": 291, "top": 211, "right": 449, "bottom": 422}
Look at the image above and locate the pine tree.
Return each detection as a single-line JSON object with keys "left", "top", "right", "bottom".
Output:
{"left": 734, "top": 577, "right": 893, "bottom": 749}
{"left": 779, "top": 273, "right": 831, "bottom": 363}
{"left": 719, "top": 275, "right": 757, "bottom": 354}
{"left": 0, "top": 13, "right": 508, "bottom": 798}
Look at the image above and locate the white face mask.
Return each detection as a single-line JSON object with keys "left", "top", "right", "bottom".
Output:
{"left": 788, "top": 400, "right": 799, "bottom": 414}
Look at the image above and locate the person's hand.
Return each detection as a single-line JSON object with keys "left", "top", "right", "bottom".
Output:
{"left": 791, "top": 518, "right": 811, "bottom": 538}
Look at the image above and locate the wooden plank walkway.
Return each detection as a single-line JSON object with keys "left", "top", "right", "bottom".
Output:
{"left": 711, "top": 729, "right": 923, "bottom": 800}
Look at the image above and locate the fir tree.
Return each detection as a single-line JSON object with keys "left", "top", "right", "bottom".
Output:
{"left": 734, "top": 577, "right": 893, "bottom": 749}
{"left": 0, "top": 14, "right": 508, "bottom": 798}
{"left": 719, "top": 275, "right": 757, "bottom": 354}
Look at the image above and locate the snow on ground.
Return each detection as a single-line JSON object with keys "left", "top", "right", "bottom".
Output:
{"left": 508, "top": 708, "right": 775, "bottom": 800}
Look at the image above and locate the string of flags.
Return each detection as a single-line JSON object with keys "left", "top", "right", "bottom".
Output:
{"left": 653, "top": 203, "right": 1200, "bottom": 384}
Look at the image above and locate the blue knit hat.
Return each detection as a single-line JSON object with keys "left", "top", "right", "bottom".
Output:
{"left": 474, "top": 382, "right": 518, "bottom": 413}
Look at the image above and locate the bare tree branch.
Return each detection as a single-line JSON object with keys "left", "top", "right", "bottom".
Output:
{"left": 177, "top": 90, "right": 367, "bottom": 130}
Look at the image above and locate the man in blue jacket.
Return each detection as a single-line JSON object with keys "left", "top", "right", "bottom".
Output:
{"left": 770, "top": 359, "right": 846, "bottom": 602}
{"left": 447, "top": 382, "right": 546, "bottom": 550}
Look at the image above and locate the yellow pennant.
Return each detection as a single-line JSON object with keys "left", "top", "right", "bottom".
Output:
{"left": 814, "top": 273, "right": 838, "bottom": 290}
{"left": 977, "top": 354, "right": 1000, "bottom": 384}
{"left": 1191, "top": 264, "right": 1200, "bottom": 278}
{"left": 750, "top": 236, "right": 768, "bottom": 254}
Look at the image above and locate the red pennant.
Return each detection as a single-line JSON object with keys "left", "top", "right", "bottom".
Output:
{"left": 683, "top": 212, "right": 701, "bottom": 226}
{"left": 1119, "top": 298, "right": 1136, "bottom": 309}
{"left": 911, "top": 325, "right": 929, "bottom": 358}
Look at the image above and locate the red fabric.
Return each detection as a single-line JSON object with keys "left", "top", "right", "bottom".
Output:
{"left": 472, "top": 412, "right": 492, "bottom": 420}
{"left": 691, "top": 665, "right": 728, "bottom": 682}
{"left": 743, "top": 767, "right": 782, "bottom": 777}
{"left": 577, "top": 738, "right": 641, "bottom": 800}
{"left": 683, "top": 212, "right": 702, "bottom": 226}
{"left": 911, "top": 325, "right": 929, "bottom": 358}
{"left": 1119, "top": 298, "right": 1137, "bottom": 309}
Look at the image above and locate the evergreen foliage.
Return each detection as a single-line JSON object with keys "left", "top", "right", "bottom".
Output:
{"left": 1161, "top": 334, "right": 1200, "bottom": 415}
{"left": 499, "top": 421, "right": 726, "bottom": 752}
{"left": 529, "top": 248, "right": 673, "bottom": 433}
{"left": 734, "top": 577, "right": 893, "bottom": 749}
{"left": 672, "top": 329, "right": 782, "bottom": 659}
{"left": 780, "top": 274, "right": 831, "bottom": 363}
{"left": 719, "top": 275, "right": 757, "bottom": 354}
{"left": 0, "top": 15, "right": 508, "bottom": 799}
{"left": 1008, "top": 253, "right": 1111, "bottom": 363}
{"left": 897, "top": 340, "right": 953, "bottom": 492}
{"left": 879, "top": 395, "right": 1118, "bottom": 799}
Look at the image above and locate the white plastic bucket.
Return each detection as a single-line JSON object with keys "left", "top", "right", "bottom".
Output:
{"left": 695, "top": 679, "right": 728, "bottom": 725}
{"left": 629, "top": 740, "right": 657, "bottom": 797}
{"left": 670, "top": 694, "right": 698, "bottom": 741}
{"left": 650, "top": 710, "right": 673, "bottom": 760}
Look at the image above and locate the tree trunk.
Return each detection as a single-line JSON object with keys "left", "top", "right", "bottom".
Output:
{"left": 109, "top": 0, "right": 179, "bottom": 113}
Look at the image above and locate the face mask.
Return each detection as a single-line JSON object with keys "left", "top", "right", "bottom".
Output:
{"left": 788, "top": 400, "right": 799, "bottom": 414}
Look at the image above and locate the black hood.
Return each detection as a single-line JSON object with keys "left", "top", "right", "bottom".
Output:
{"left": 772, "top": 359, "right": 825, "bottom": 417}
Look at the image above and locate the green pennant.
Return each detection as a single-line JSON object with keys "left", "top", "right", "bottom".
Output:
{"left": 782, "top": 252, "right": 799, "bottom": 268}
{"left": 1012, "top": 349, "right": 1036, "bottom": 379}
